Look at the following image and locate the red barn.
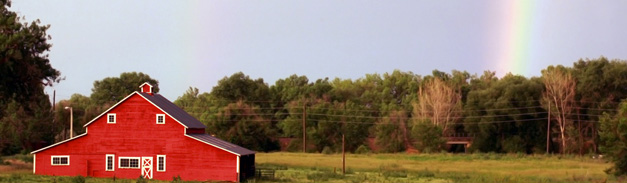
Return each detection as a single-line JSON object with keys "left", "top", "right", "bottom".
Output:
{"left": 31, "top": 83, "right": 255, "bottom": 182}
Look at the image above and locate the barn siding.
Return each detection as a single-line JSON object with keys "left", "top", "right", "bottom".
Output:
{"left": 34, "top": 94, "right": 239, "bottom": 182}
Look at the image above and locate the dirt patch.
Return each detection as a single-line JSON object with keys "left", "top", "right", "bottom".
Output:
{"left": 0, "top": 159, "right": 32, "bottom": 173}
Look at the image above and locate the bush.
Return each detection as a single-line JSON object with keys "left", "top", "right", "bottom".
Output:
{"left": 411, "top": 120, "right": 446, "bottom": 152}
{"left": 355, "top": 145, "right": 371, "bottom": 154}
{"left": 171, "top": 175, "right": 182, "bottom": 183}
{"left": 322, "top": 146, "right": 334, "bottom": 154}
{"left": 136, "top": 175, "right": 148, "bottom": 183}
{"left": 71, "top": 175, "right": 85, "bottom": 183}
{"left": 599, "top": 102, "right": 627, "bottom": 176}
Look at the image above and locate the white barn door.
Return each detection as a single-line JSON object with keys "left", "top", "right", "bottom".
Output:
{"left": 141, "top": 157, "right": 153, "bottom": 179}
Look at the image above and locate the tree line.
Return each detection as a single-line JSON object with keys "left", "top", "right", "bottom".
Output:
{"left": 1, "top": 0, "right": 627, "bottom": 175}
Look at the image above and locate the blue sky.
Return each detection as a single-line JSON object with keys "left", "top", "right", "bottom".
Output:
{"left": 11, "top": 1, "right": 627, "bottom": 101}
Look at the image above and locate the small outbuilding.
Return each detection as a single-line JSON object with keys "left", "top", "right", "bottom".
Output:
{"left": 31, "top": 83, "right": 255, "bottom": 182}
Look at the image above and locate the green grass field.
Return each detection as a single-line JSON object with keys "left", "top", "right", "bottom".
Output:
{"left": 0, "top": 153, "right": 618, "bottom": 183}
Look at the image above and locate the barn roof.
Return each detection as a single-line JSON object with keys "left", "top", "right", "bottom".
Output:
{"left": 187, "top": 134, "right": 255, "bottom": 155}
{"left": 138, "top": 92, "right": 206, "bottom": 129}
{"left": 84, "top": 92, "right": 207, "bottom": 129}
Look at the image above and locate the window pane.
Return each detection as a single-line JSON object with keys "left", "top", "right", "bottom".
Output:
{"left": 130, "top": 159, "right": 139, "bottom": 168}
{"left": 121, "top": 159, "right": 129, "bottom": 167}
{"left": 158, "top": 156, "right": 164, "bottom": 171}
{"left": 60, "top": 157, "right": 68, "bottom": 164}
{"left": 107, "top": 157, "right": 113, "bottom": 170}
{"left": 53, "top": 157, "right": 59, "bottom": 164}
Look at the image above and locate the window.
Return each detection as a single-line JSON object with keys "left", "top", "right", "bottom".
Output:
{"left": 51, "top": 156, "right": 69, "bottom": 165}
{"left": 119, "top": 157, "right": 140, "bottom": 169}
{"left": 157, "top": 155, "right": 166, "bottom": 172}
{"left": 106, "top": 154, "right": 115, "bottom": 171}
{"left": 156, "top": 114, "right": 165, "bottom": 124}
{"left": 107, "top": 113, "right": 116, "bottom": 124}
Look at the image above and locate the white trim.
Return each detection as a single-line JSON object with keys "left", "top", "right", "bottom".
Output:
{"left": 141, "top": 156, "right": 153, "bottom": 179}
{"left": 31, "top": 133, "right": 87, "bottom": 154}
{"left": 118, "top": 157, "right": 140, "bottom": 169}
{"left": 83, "top": 92, "right": 194, "bottom": 129}
{"left": 156, "top": 114, "right": 165, "bottom": 124}
{"left": 33, "top": 154, "right": 36, "bottom": 174}
{"left": 136, "top": 93, "right": 190, "bottom": 128}
{"left": 51, "top": 155, "right": 70, "bottom": 166}
{"left": 185, "top": 134, "right": 240, "bottom": 156}
{"left": 83, "top": 92, "right": 139, "bottom": 127}
{"left": 237, "top": 156, "right": 240, "bottom": 182}
{"left": 156, "top": 155, "right": 166, "bottom": 172}
{"left": 139, "top": 82, "right": 153, "bottom": 93}
{"left": 105, "top": 154, "right": 115, "bottom": 171}
{"left": 107, "top": 113, "right": 116, "bottom": 124}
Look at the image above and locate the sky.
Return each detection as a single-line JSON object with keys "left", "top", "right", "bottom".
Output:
{"left": 10, "top": 1, "right": 627, "bottom": 101}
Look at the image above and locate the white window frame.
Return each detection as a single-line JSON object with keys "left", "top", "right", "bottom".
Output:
{"left": 118, "top": 157, "right": 140, "bottom": 169}
{"left": 156, "top": 155, "right": 166, "bottom": 172}
{"left": 107, "top": 113, "right": 116, "bottom": 124}
{"left": 105, "top": 154, "right": 115, "bottom": 171}
{"left": 156, "top": 114, "right": 165, "bottom": 124}
{"left": 51, "top": 155, "right": 69, "bottom": 166}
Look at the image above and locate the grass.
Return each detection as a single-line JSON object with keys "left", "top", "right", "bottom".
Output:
{"left": 0, "top": 153, "right": 618, "bottom": 183}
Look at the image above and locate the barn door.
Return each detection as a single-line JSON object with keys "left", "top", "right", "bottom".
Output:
{"left": 141, "top": 157, "right": 153, "bottom": 179}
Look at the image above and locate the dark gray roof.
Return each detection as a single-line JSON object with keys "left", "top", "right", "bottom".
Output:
{"left": 187, "top": 134, "right": 255, "bottom": 155}
{"left": 139, "top": 93, "right": 207, "bottom": 129}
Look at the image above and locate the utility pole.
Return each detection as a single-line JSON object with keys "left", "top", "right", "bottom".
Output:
{"left": 546, "top": 102, "right": 550, "bottom": 154}
{"left": 65, "top": 106, "right": 73, "bottom": 139}
{"left": 303, "top": 105, "right": 306, "bottom": 153}
{"left": 342, "top": 134, "right": 345, "bottom": 175}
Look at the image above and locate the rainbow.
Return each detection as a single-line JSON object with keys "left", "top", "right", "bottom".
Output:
{"left": 492, "top": 1, "right": 536, "bottom": 77}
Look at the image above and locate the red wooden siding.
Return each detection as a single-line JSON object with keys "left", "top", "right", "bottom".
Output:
{"left": 34, "top": 94, "right": 239, "bottom": 182}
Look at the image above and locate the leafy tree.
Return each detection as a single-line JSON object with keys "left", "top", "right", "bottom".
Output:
{"left": 0, "top": 0, "right": 60, "bottom": 155}
{"left": 210, "top": 72, "right": 270, "bottom": 108}
{"left": 599, "top": 101, "right": 627, "bottom": 176}
{"left": 464, "top": 73, "right": 546, "bottom": 153}
{"left": 208, "top": 101, "right": 279, "bottom": 152}
{"left": 411, "top": 119, "right": 446, "bottom": 153}
{"left": 90, "top": 72, "right": 159, "bottom": 105}
{"left": 375, "top": 110, "right": 408, "bottom": 153}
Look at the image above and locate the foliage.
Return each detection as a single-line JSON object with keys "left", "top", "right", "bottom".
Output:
{"left": 208, "top": 101, "right": 279, "bottom": 152}
{"left": 354, "top": 145, "right": 370, "bottom": 154}
{"left": 90, "top": 72, "right": 159, "bottom": 105}
{"left": 374, "top": 110, "right": 407, "bottom": 153}
{"left": 463, "top": 73, "right": 546, "bottom": 153}
{"left": 71, "top": 175, "right": 85, "bottom": 183}
{"left": 411, "top": 120, "right": 446, "bottom": 153}
{"left": 599, "top": 101, "right": 627, "bottom": 176}
{"left": 0, "top": 0, "right": 59, "bottom": 155}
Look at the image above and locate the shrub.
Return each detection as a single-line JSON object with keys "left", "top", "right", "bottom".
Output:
{"left": 136, "top": 175, "right": 148, "bottom": 183}
{"left": 411, "top": 120, "right": 446, "bottom": 152}
{"left": 71, "top": 175, "right": 85, "bottom": 183}
{"left": 355, "top": 145, "right": 371, "bottom": 154}
{"left": 599, "top": 102, "right": 627, "bottom": 176}
{"left": 322, "top": 146, "right": 334, "bottom": 154}
{"left": 171, "top": 175, "right": 182, "bottom": 183}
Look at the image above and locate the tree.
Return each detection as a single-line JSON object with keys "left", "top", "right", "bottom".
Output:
{"left": 413, "top": 77, "right": 461, "bottom": 133}
{"left": 412, "top": 119, "right": 446, "bottom": 153}
{"left": 542, "top": 66, "right": 576, "bottom": 154}
{"left": 599, "top": 101, "right": 627, "bottom": 176}
{"left": 90, "top": 72, "right": 159, "bottom": 105}
{"left": 210, "top": 72, "right": 270, "bottom": 108}
{"left": 208, "top": 101, "right": 279, "bottom": 152}
{"left": 375, "top": 110, "right": 408, "bottom": 153}
{"left": 0, "top": 0, "right": 60, "bottom": 155}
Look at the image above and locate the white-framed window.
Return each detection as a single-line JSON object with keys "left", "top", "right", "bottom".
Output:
{"left": 118, "top": 157, "right": 140, "bottom": 169}
{"left": 107, "top": 113, "right": 116, "bottom": 124}
{"left": 156, "top": 155, "right": 166, "bottom": 172}
{"left": 51, "top": 155, "right": 69, "bottom": 166}
{"left": 106, "top": 154, "right": 115, "bottom": 171}
{"left": 156, "top": 114, "right": 165, "bottom": 124}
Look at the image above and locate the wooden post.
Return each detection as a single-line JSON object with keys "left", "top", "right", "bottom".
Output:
{"left": 303, "top": 105, "right": 306, "bottom": 153}
{"left": 546, "top": 102, "right": 550, "bottom": 154}
{"left": 342, "top": 134, "right": 345, "bottom": 175}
